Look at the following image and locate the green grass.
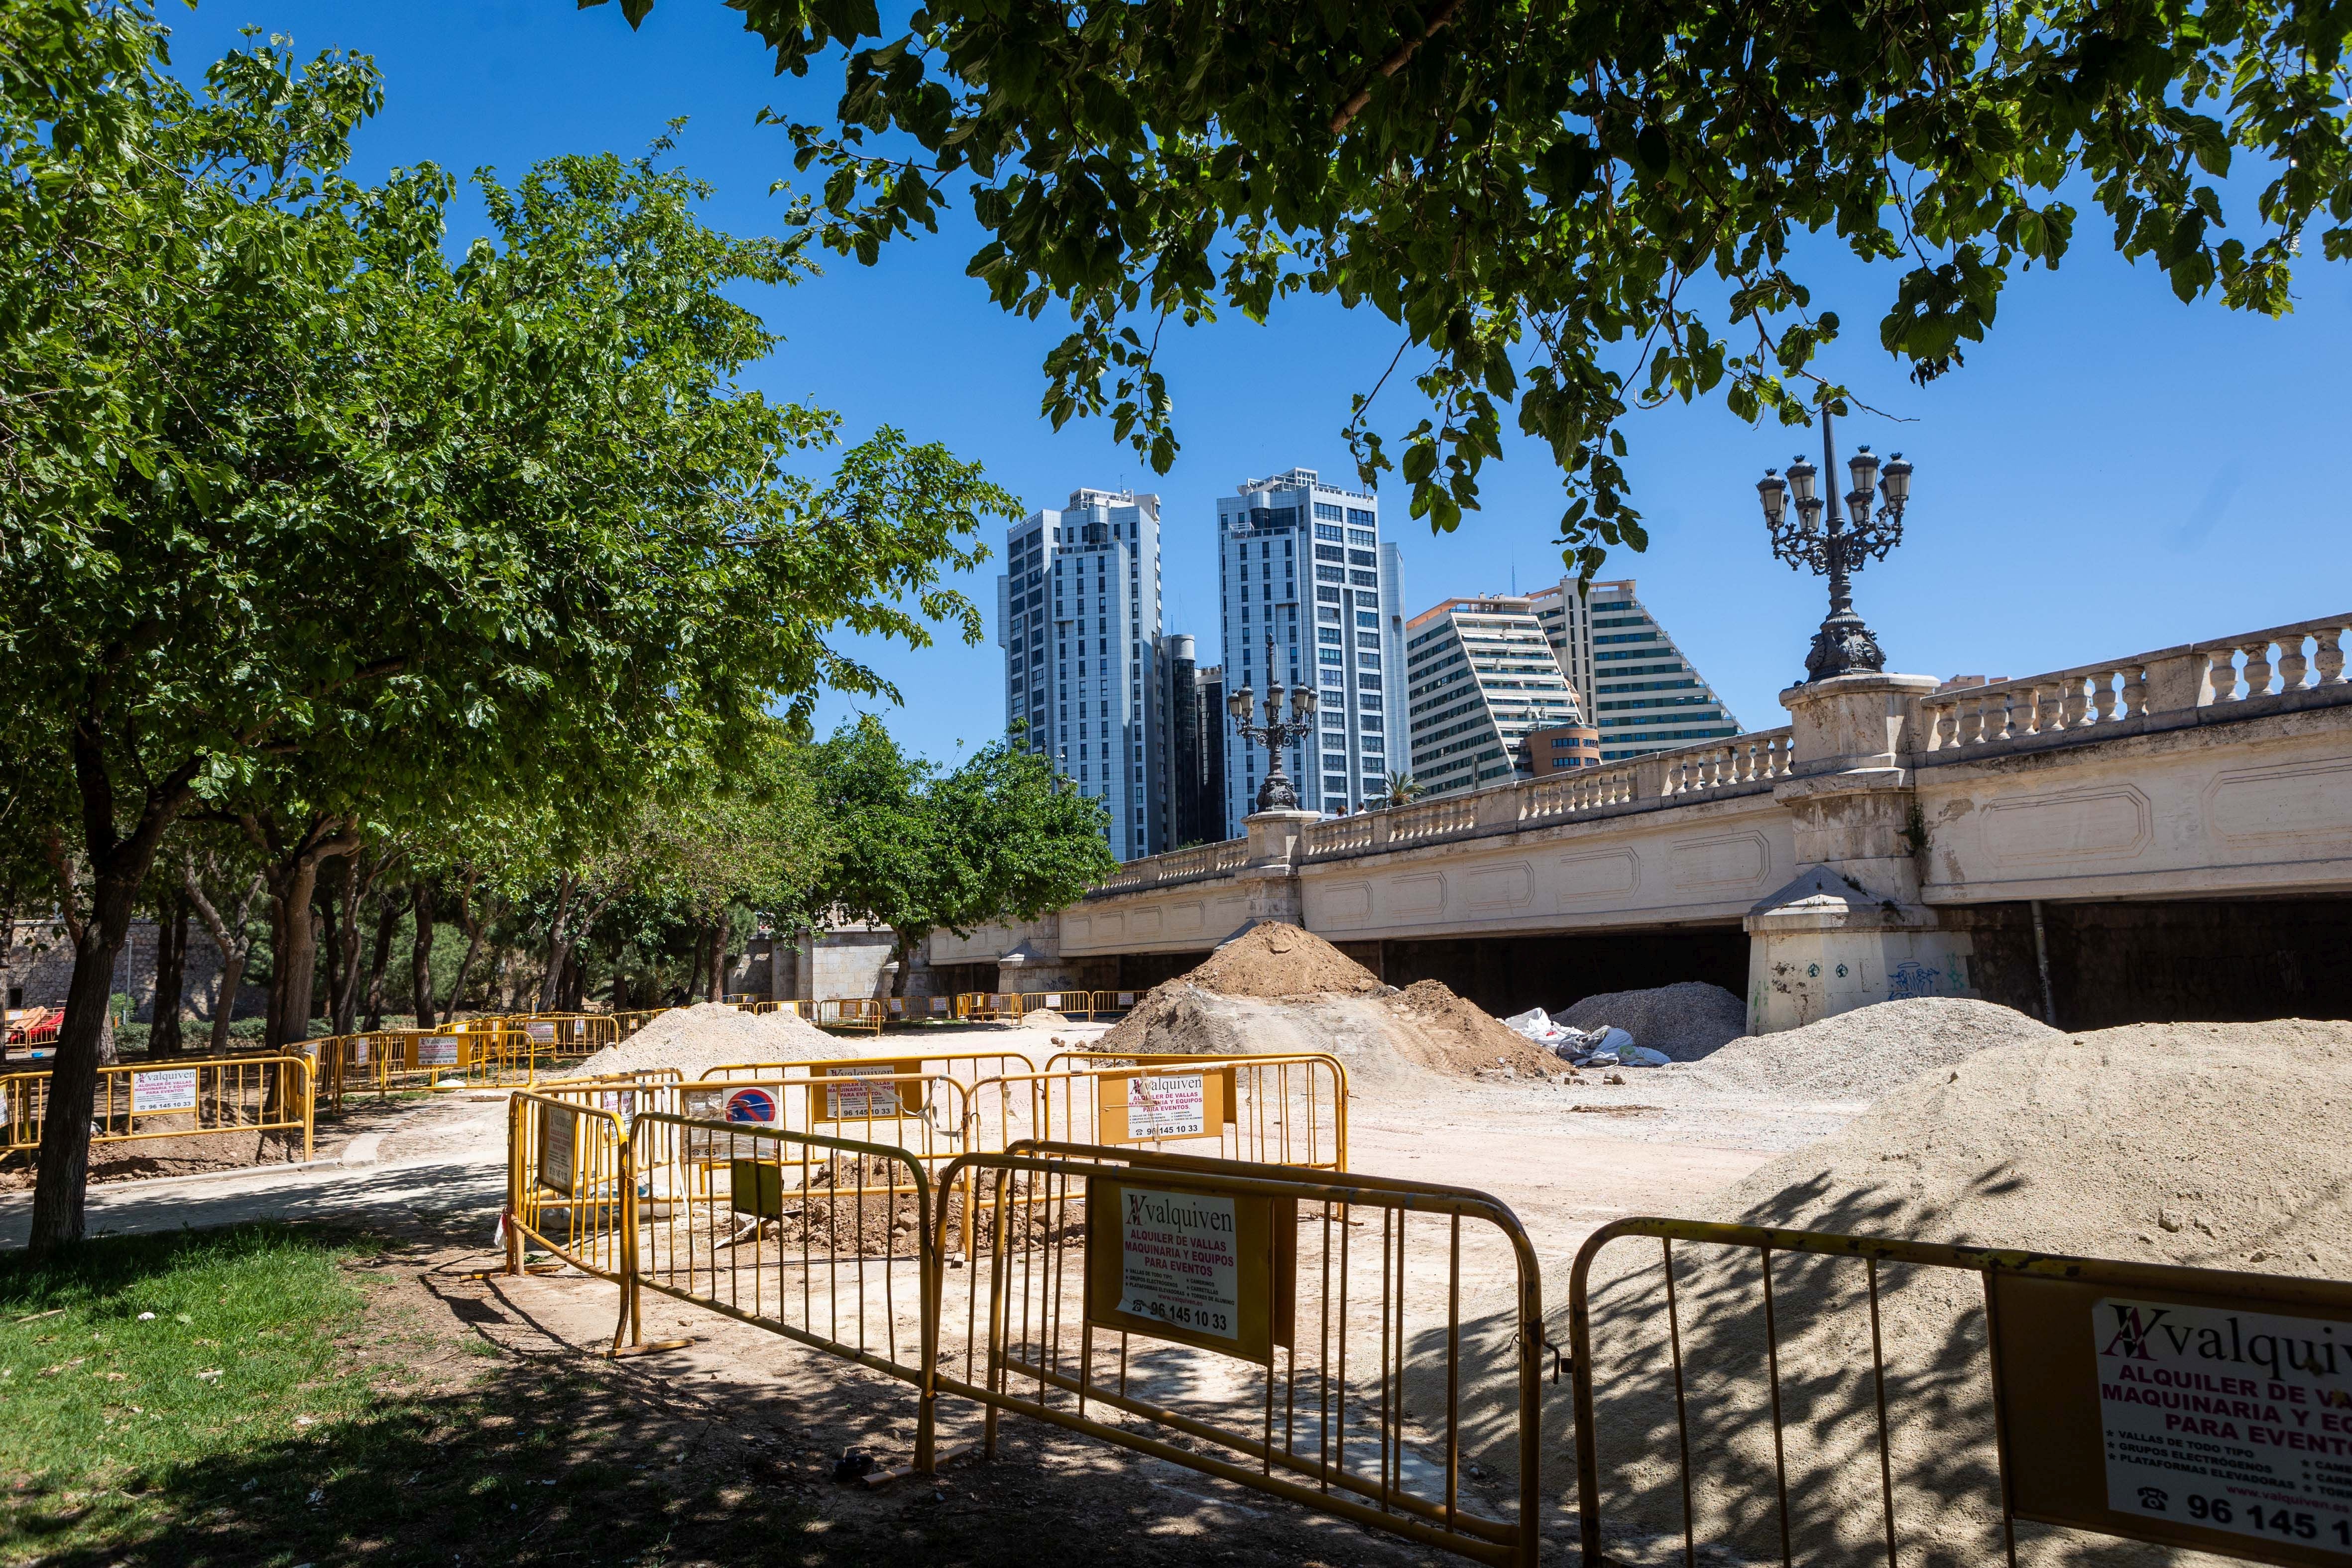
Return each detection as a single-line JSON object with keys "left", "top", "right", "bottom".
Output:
{"left": 0, "top": 1225, "right": 833, "bottom": 1567}
{"left": 0, "top": 1224, "right": 381, "bottom": 1560}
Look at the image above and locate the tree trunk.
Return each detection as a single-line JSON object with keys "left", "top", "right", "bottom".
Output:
{"left": 888, "top": 929, "right": 916, "bottom": 999}
{"left": 266, "top": 860, "right": 328, "bottom": 1048}
{"left": 560, "top": 948, "right": 584, "bottom": 1012}
{"left": 409, "top": 881, "right": 437, "bottom": 1029}
{"left": 248, "top": 813, "right": 358, "bottom": 1051}
{"left": 330, "top": 864, "right": 365, "bottom": 1036}
{"left": 706, "top": 921, "right": 726, "bottom": 1003}
{"left": 186, "top": 858, "right": 265, "bottom": 1056}
{"left": 150, "top": 893, "right": 188, "bottom": 1056}
{"left": 362, "top": 892, "right": 400, "bottom": 1031}
{"left": 443, "top": 873, "right": 485, "bottom": 1022}
{"left": 30, "top": 774, "right": 193, "bottom": 1254}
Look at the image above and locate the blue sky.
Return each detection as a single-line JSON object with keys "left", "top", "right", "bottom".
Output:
{"left": 167, "top": 0, "right": 2352, "bottom": 759}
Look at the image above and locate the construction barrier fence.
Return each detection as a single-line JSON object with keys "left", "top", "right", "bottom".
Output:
{"left": 505, "top": 1090, "right": 636, "bottom": 1351}
{"left": 1566, "top": 1217, "right": 2352, "bottom": 1568}
{"left": 981, "top": 1055, "right": 1349, "bottom": 1171}
{"left": 0, "top": 1054, "right": 315, "bottom": 1165}
{"left": 934, "top": 1140, "right": 1545, "bottom": 1568}
{"left": 627, "top": 1110, "right": 938, "bottom": 1465}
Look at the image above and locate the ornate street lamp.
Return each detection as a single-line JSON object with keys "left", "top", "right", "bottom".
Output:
{"left": 1226, "top": 634, "right": 1320, "bottom": 812}
{"left": 1756, "top": 408, "right": 1913, "bottom": 683}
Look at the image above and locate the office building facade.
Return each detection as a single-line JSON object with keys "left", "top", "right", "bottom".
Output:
{"left": 1215, "top": 469, "right": 1407, "bottom": 822}
{"left": 1156, "top": 634, "right": 1229, "bottom": 848}
{"left": 1523, "top": 721, "right": 1604, "bottom": 774}
{"left": 996, "top": 489, "right": 1166, "bottom": 860}
{"left": 1403, "top": 596, "right": 1588, "bottom": 796}
{"left": 1527, "top": 577, "right": 1743, "bottom": 762}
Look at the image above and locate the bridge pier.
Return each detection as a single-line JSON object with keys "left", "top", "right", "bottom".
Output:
{"left": 1744, "top": 673, "right": 1982, "bottom": 1031}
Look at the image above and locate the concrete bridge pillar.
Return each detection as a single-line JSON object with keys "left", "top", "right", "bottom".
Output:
{"left": 1235, "top": 809, "right": 1320, "bottom": 928}
{"left": 1744, "top": 673, "right": 1980, "bottom": 1033}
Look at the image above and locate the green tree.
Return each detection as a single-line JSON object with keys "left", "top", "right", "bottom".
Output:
{"left": 810, "top": 719, "right": 1116, "bottom": 995}
{"left": 0, "top": 13, "right": 1013, "bottom": 1253}
{"left": 597, "top": 0, "right": 2352, "bottom": 569}
{"left": 1379, "top": 771, "right": 1424, "bottom": 808}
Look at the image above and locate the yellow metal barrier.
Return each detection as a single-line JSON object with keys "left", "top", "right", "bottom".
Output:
{"left": 700, "top": 1050, "right": 1034, "bottom": 1094}
{"left": 1566, "top": 1218, "right": 2352, "bottom": 1568}
{"left": 981, "top": 1054, "right": 1348, "bottom": 1172}
{"left": 934, "top": 1141, "right": 1544, "bottom": 1567}
{"left": 623, "top": 1110, "right": 939, "bottom": 1467}
{"left": 504, "top": 1091, "right": 634, "bottom": 1352}
{"left": 0, "top": 1054, "right": 315, "bottom": 1166}
{"left": 811, "top": 998, "right": 886, "bottom": 1036}
{"left": 884, "top": 994, "right": 957, "bottom": 1023}
{"left": 1090, "top": 989, "right": 1143, "bottom": 1018}
{"left": 956, "top": 991, "right": 1022, "bottom": 1022}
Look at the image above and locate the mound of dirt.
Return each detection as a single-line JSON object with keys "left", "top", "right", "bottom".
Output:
{"left": 1017, "top": 1009, "right": 1071, "bottom": 1031}
{"left": 1183, "top": 921, "right": 1384, "bottom": 998}
{"left": 1547, "top": 1019, "right": 2352, "bottom": 1566}
{"left": 1093, "top": 977, "right": 1556, "bottom": 1082}
{"left": 1687, "top": 995, "right": 2058, "bottom": 1101}
{"left": 1550, "top": 980, "right": 1748, "bottom": 1060}
{"left": 1387, "top": 980, "right": 1561, "bottom": 1076}
{"left": 564, "top": 1003, "right": 846, "bottom": 1082}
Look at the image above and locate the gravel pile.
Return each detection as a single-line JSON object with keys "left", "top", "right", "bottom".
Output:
{"left": 1550, "top": 981, "right": 1748, "bottom": 1061}
{"left": 1685, "top": 995, "right": 2057, "bottom": 1100}
{"left": 563, "top": 1003, "right": 848, "bottom": 1082}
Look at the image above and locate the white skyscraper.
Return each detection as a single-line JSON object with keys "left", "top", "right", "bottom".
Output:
{"left": 1526, "top": 577, "right": 1743, "bottom": 762}
{"left": 996, "top": 489, "right": 1165, "bottom": 861}
{"left": 1403, "top": 595, "right": 1587, "bottom": 795}
{"left": 1214, "top": 469, "right": 1407, "bottom": 823}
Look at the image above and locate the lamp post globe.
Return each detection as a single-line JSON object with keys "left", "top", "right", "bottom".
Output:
{"left": 1757, "top": 409, "right": 1913, "bottom": 683}
{"left": 1229, "top": 633, "right": 1319, "bottom": 814}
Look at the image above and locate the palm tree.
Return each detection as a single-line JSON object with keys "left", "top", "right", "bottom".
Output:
{"left": 1380, "top": 771, "right": 1423, "bottom": 808}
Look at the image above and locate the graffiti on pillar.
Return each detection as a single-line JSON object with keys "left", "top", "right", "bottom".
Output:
{"left": 1888, "top": 960, "right": 1942, "bottom": 998}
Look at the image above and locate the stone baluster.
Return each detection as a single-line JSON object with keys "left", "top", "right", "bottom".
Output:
{"left": 2319, "top": 626, "right": 2347, "bottom": 688}
{"left": 2020, "top": 682, "right": 2052, "bottom": 735}
{"left": 2118, "top": 664, "right": 2147, "bottom": 720}
{"left": 1953, "top": 696, "right": 1984, "bottom": 747}
{"left": 2059, "top": 676, "right": 2088, "bottom": 729}
{"left": 2088, "top": 672, "right": 2117, "bottom": 724}
{"left": 2240, "top": 640, "right": 2273, "bottom": 700}
{"left": 2278, "top": 633, "right": 2310, "bottom": 693}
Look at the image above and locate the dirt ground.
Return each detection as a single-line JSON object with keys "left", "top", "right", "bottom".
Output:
{"left": 0, "top": 1019, "right": 1775, "bottom": 1564}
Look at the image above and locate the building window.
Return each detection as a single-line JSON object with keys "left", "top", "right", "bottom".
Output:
{"left": 1349, "top": 570, "right": 1377, "bottom": 586}
{"left": 1347, "top": 507, "right": 1374, "bottom": 526}
{"left": 1313, "top": 512, "right": 1343, "bottom": 531}
{"left": 1346, "top": 527, "right": 1376, "bottom": 547}
{"left": 1314, "top": 544, "right": 1344, "bottom": 564}
{"left": 1357, "top": 673, "right": 1382, "bottom": 691}
{"left": 1356, "top": 633, "right": 1381, "bottom": 650}
{"left": 1317, "top": 626, "right": 1342, "bottom": 644}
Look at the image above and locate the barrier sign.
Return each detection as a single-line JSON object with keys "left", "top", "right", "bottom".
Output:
{"left": 539, "top": 1104, "right": 577, "bottom": 1197}
{"left": 1084, "top": 1177, "right": 1294, "bottom": 1364}
{"left": 353, "top": 1039, "right": 370, "bottom": 1068}
{"left": 1102, "top": 1068, "right": 1232, "bottom": 1143}
{"left": 419, "top": 1035, "right": 462, "bottom": 1068}
{"left": 1998, "top": 1274, "right": 2352, "bottom": 1566}
{"left": 130, "top": 1068, "right": 199, "bottom": 1114}
{"left": 820, "top": 1063, "right": 921, "bottom": 1120}
{"left": 527, "top": 1021, "right": 556, "bottom": 1044}
{"left": 683, "top": 1086, "right": 782, "bottom": 1157}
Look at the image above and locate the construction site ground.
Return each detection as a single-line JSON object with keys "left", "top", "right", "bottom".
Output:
{"left": 0, "top": 1018, "right": 1779, "bottom": 1564}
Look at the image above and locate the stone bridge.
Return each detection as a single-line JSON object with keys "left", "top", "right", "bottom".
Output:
{"left": 929, "top": 615, "right": 2352, "bottom": 1033}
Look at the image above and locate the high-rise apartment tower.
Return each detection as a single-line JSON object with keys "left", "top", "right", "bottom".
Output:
{"left": 997, "top": 489, "right": 1166, "bottom": 860}
{"left": 1156, "top": 634, "right": 1229, "bottom": 847}
{"left": 1215, "top": 470, "right": 1407, "bottom": 822}
{"left": 1403, "top": 596, "right": 1587, "bottom": 796}
{"left": 1526, "top": 577, "right": 1743, "bottom": 762}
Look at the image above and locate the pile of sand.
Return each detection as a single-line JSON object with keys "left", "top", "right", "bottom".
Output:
{"left": 1544, "top": 1019, "right": 2352, "bottom": 1565}
{"left": 1182, "top": 921, "right": 1387, "bottom": 997}
{"left": 1552, "top": 981, "right": 1748, "bottom": 1060}
{"left": 1017, "top": 1009, "right": 1072, "bottom": 1031}
{"left": 564, "top": 1003, "right": 847, "bottom": 1082}
{"left": 1685, "top": 995, "right": 2059, "bottom": 1100}
{"left": 1093, "top": 924, "right": 1555, "bottom": 1080}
